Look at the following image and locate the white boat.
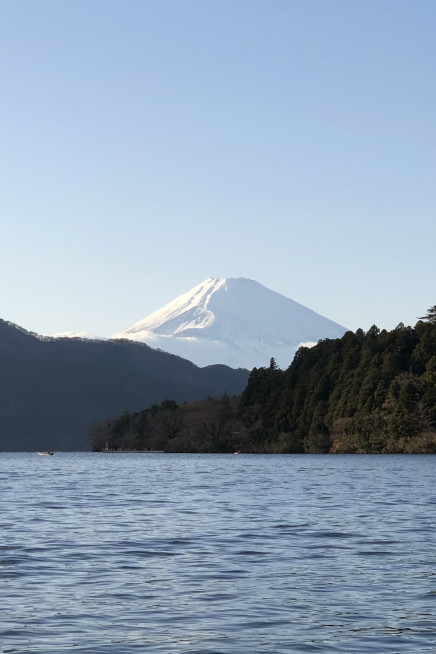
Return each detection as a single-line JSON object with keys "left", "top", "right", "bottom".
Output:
{"left": 37, "top": 451, "right": 54, "bottom": 456}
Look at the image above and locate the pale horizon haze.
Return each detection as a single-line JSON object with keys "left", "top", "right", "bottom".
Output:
{"left": 1, "top": 1, "right": 435, "bottom": 339}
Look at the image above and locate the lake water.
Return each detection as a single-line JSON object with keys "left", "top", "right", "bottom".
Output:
{"left": 0, "top": 453, "right": 435, "bottom": 653}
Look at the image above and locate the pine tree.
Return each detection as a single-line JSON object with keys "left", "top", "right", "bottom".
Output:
{"left": 418, "top": 306, "right": 436, "bottom": 324}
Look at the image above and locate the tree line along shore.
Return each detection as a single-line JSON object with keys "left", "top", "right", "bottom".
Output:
{"left": 92, "top": 307, "right": 436, "bottom": 454}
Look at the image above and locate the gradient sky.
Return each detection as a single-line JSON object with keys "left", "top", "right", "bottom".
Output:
{"left": 1, "top": 0, "right": 435, "bottom": 338}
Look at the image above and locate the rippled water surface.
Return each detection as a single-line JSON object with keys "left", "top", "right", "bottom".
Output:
{"left": 1, "top": 453, "right": 435, "bottom": 653}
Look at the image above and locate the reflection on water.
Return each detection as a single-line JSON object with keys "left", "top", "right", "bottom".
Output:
{"left": 0, "top": 453, "right": 435, "bottom": 653}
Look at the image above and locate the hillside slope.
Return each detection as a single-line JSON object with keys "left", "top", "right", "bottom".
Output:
{"left": 0, "top": 320, "right": 248, "bottom": 451}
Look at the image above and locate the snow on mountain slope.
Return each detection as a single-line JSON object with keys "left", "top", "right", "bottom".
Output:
{"left": 112, "top": 277, "right": 348, "bottom": 369}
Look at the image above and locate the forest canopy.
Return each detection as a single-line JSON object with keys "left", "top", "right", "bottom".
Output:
{"left": 93, "top": 311, "right": 436, "bottom": 454}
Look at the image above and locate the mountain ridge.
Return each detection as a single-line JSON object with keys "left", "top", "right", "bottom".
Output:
{"left": 0, "top": 319, "right": 248, "bottom": 451}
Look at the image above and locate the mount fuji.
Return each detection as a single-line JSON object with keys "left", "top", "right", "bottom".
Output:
{"left": 113, "top": 277, "right": 347, "bottom": 370}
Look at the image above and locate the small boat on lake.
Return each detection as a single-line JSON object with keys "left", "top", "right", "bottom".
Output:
{"left": 37, "top": 451, "right": 54, "bottom": 456}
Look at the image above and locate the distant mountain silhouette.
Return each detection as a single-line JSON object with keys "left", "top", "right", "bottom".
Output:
{"left": 0, "top": 320, "right": 248, "bottom": 451}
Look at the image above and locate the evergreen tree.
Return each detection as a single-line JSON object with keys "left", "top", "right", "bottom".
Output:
{"left": 418, "top": 306, "right": 436, "bottom": 324}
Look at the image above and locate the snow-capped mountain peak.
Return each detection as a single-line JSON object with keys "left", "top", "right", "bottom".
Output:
{"left": 113, "top": 277, "right": 347, "bottom": 369}
{"left": 124, "top": 277, "right": 225, "bottom": 337}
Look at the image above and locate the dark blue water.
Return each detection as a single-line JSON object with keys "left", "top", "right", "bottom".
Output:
{"left": 0, "top": 453, "right": 435, "bottom": 653}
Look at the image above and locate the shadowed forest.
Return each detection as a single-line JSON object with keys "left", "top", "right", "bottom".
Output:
{"left": 93, "top": 308, "right": 436, "bottom": 454}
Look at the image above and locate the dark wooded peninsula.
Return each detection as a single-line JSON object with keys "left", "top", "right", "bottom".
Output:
{"left": 93, "top": 308, "right": 436, "bottom": 454}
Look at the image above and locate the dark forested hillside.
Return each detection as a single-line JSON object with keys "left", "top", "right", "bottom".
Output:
{"left": 0, "top": 320, "right": 249, "bottom": 451}
{"left": 95, "top": 309, "right": 436, "bottom": 454}
{"left": 239, "top": 312, "right": 436, "bottom": 453}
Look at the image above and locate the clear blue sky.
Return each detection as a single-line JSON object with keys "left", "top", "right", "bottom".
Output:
{"left": 1, "top": 0, "right": 435, "bottom": 337}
